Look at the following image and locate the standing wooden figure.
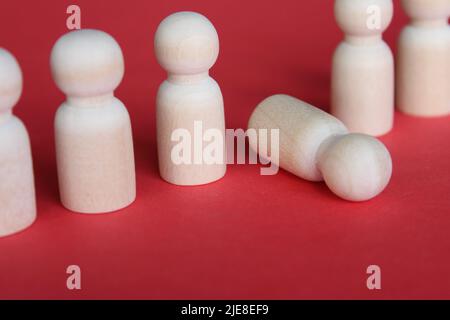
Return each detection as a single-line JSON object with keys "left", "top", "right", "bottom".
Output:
{"left": 51, "top": 29, "right": 136, "bottom": 214}
{"left": 332, "top": 0, "right": 394, "bottom": 136}
{"left": 397, "top": 0, "right": 450, "bottom": 117}
{"left": 155, "top": 12, "right": 227, "bottom": 186}
{"left": 0, "top": 49, "right": 36, "bottom": 236}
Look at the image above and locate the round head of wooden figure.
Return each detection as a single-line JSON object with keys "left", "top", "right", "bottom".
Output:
{"left": 0, "top": 48, "right": 23, "bottom": 116}
{"left": 154, "top": 11, "right": 220, "bottom": 75}
{"left": 50, "top": 29, "right": 124, "bottom": 99}
{"left": 335, "top": 0, "right": 394, "bottom": 37}
{"left": 401, "top": 0, "right": 450, "bottom": 21}
{"left": 318, "top": 133, "right": 393, "bottom": 202}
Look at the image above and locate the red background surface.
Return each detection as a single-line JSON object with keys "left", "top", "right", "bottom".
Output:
{"left": 0, "top": 0, "right": 449, "bottom": 300}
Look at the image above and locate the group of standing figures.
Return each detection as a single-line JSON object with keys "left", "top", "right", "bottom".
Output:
{"left": 0, "top": 0, "right": 449, "bottom": 237}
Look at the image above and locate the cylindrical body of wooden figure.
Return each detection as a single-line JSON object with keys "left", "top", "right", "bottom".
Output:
{"left": 0, "top": 116, "right": 36, "bottom": 237}
{"left": 248, "top": 95, "right": 348, "bottom": 182}
{"left": 51, "top": 30, "right": 136, "bottom": 214}
{"left": 332, "top": 0, "right": 395, "bottom": 136}
{"left": 248, "top": 95, "right": 392, "bottom": 202}
{"left": 397, "top": 0, "right": 450, "bottom": 117}
{"left": 55, "top": 98, "right": 136, "bottom": 213}
{"left": 0, "top": 48, "right": 36, "bottom": 237}
{"left": 155, "top": 12, "right": 226, "bottom": 186}
{"left": 157, "top": 76, "right": 226, "bottom": 185}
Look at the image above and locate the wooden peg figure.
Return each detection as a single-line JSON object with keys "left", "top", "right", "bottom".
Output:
{"left": 155, "top": 12, "right": 227, "bottom": 186}
{"left": 397, "top": 0, "right": 450, "bottom": 117}
{"left": 248, "top": 95, "right": 393, "bottom": 202}
{"left": 0, "top": 48, "right": 36, "bottom": 237}
{"left": 332, "top": 0, "right": 395, "bottom": 136}
{"left": 51, "top": 29, "right": 136, "bottom": 214}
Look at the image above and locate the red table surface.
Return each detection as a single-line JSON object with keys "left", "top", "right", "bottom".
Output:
{"left": 0, "top": 0, "right": 449, "bottom": 300}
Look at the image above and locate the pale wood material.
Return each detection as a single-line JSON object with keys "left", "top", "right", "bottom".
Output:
{"left": 155, "top": 12, "right": 226, "bottom": 186}
{"left": 332, "top": 0, "right": 395, "bottom": 136}
{"left": 397, "top": 0, "right": 450, "bottom": 117}
{"left": 51, "top": 29, "right": 136, "bottom": 214}
{"left": 0, "top": 48, "right": 36, "bottom": 236}
{"left": 248, "top": 95, "right": 393, "bottom": 202}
